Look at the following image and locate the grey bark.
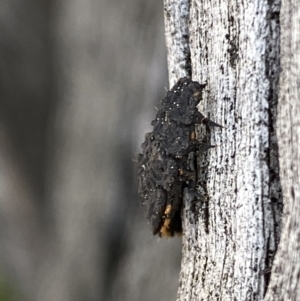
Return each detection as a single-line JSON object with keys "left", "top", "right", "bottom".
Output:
{"left": 164, "top": 0, "right": 191, "bottom": 86}
{"left": 264, "top": 1, "right": 300, "bottom": 300}
{"left": 164, "top": 0, "right": 282, "bottom": 300}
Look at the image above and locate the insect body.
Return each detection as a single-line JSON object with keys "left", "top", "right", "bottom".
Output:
{"left": 137, "top": 77, "right": 220, "bottom": 237}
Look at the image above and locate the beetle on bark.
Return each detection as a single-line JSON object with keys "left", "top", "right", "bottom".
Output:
{"left": 137, "top": 77, "right": 221, "bottom": 237}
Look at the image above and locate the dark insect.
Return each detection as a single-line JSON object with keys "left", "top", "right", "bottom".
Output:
{"left": 136, "top": 77, "right": 221, "bottom": 237}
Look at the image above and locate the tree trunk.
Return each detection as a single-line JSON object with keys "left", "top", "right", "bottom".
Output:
{"left": 264, "top": 1, "right": 300, "bottom": 300}
{"left": 164, "top": 0, "right": 282, "bottom": 300}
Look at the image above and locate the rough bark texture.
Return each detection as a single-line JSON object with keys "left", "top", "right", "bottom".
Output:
{"left": 164, "top": 0, "right": 282, "bottom": 300}
{"left": 164, "top": 0, "right": 191, "bottom": 87}
{"left": 264, "top": 1, "right": 300, "bottom": 300}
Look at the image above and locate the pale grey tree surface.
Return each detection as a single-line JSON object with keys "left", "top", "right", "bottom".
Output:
{"left": 265, "top": 1, "right": 300, "bottom": 300}
{"left": 164, "top": 0, "right": 283, "bottom": 300}
{"left": 164, "top": 0, "right": 191, "bottom": 85}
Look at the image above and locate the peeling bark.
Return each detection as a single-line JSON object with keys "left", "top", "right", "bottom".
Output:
{"left": 164, "top": 0, "right": 282, "bottom": 300}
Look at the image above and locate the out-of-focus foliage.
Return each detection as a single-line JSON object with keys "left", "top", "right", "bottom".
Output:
{"left": 0, "top": 1, "right": 181, "bottom": 301}
{"left": 0, "top": 272, "right": 24, "bottom": 301}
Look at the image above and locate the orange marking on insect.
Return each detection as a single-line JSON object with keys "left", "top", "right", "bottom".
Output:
{"left": 190, "top": 131, "right": 196, "bottom": 140}
{"left": 160, "top": 225, "right": 173, "bottom": 237}
{"left": 193, "top": 91, "right": 201, "bottom": 98}
{"left": 164, "top": 218, "right": 171, "bottom": 227}
{"left": 159, "top": 205, "right": 173, "bottom": 237}
{"left": 164, "top": 204, "right": 172, "bottom": 215}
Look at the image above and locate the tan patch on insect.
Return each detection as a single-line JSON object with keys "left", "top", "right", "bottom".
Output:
{"left": 160, "top": 205, "right": 173, "bottom": 237}
{"left": 193, "top": 91, "right": 202, "bottom": 99}
{"left": 190, "top": 130, "right": 196, "bottom": 140}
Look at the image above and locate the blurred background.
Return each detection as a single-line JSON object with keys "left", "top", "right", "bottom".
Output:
{"left": 0, "top": 1, "right": 182, "bottom": 300}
